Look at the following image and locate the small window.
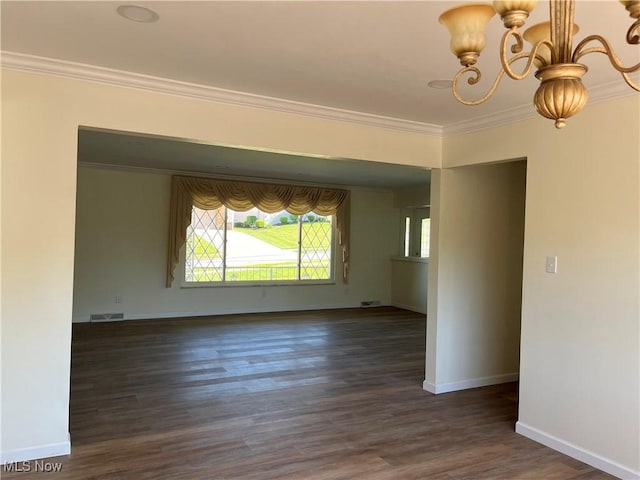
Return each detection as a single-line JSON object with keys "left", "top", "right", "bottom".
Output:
{"left": 420, "top": 218, "right": 431, "bottom": 257}
{"left": 185, "top": 206, "right": 334, "bottom": 284}
{"left": 404, "top": 216, "right": 411, "bottom": 257}
{"left": 400, "top": 207, "right": 430, "bottom": 258}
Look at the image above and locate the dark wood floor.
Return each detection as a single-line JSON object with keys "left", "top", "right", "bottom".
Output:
{"left": 6, "top": 307, "right": 612, "bottom": 479}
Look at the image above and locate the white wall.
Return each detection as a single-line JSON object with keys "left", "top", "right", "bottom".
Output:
{"left": 73, "top": 167, "right": 397, "bottom": 320}
{"left": 0, "top": 68, "right": 439, "bottom": 462}
{"left": 390, "top": 185, "right": 430, "bottom": 314}
{"left": 390, "top": 259, "right": 428, "bottom": 314}
{"left": 1, "top": 74, "right": 78, "bottom": 461}
{"left": 393, "top": 185, "right": 430, "bottom": 208}
{"left": 3, "top": 66, "right": 639, "bottom": 479}
{"left": 425, "top": 161, "right": 526, "bottom": 393}
{"left": 440, "top": 97, "right": 639, "bottom": 478}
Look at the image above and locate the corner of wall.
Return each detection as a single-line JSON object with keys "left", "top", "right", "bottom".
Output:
{"left": 516, "top": 422, "right": 640, "bottom": 480}
{"left": 0, "top": 434, "right": 71, "bottom": 463}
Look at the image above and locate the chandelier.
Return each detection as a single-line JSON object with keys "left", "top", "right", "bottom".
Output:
{"left": 438, "top": 0, "right": 640, "bottom": 128}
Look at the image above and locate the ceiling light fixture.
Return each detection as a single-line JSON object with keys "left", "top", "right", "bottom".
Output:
{"left": 438, "top": 0, "right": 640, "bottom": 128}
{"left": 427, "top": 79, "right": 454, "bottom": 89}
{"left": 117, "top": 4, "right": 159, "bottom": 23}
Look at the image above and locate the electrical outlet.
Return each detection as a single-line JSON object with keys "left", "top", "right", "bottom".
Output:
{"left": 115, "top": 295, "right": 122, "bottom": 304}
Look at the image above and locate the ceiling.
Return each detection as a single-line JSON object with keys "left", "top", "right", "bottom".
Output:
{"left": 78, "top": 128, "right": 431, "bottom": 189}
{"left": 3, "top": 1, "right": 639, "bottom": 187}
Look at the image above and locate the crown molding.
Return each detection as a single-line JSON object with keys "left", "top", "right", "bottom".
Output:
{"left": 587, "top": 79, "right": 640, "bottom": 106}
{"left": 443, "top": 79, "right": 638, "bottom": 137}
{"left": 443, "top": 103, "right": 538, "bottom": 137}
{"left": 2, "top": 51, "right": 634, "bottom": 139}
{"left": 0, "top": 51, "right": 442, "bottom": 137}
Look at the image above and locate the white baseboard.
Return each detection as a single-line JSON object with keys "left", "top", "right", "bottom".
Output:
{"left": 125, "top": 303, "right": 366, "bottom": 321}
{"left": 390, "top": 302, "right": 426, "bottom": 315}
{"left": 0, "top": 434, "right": 70, "bottom": 463}
{"left": 516, "top": 422, "right": 639, "bottom": 480}
{"left": 423, "top": 372, "right": 519, "bottom": 394}
{"left": 73, "top": 302, "right": 395, "bottom": 323}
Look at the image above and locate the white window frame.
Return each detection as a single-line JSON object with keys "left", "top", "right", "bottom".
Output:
{"left": 400, "top": 206, "right": 430, "bottom": 258}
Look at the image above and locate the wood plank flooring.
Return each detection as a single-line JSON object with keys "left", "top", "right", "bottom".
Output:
{"left": 4, "top": 307, "right": 613, "bottom": 479}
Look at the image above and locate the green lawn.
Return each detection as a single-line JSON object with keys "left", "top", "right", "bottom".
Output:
{"left": 189, "top": 235, "right": 219, "bottom": 258}
{"left": 187, "top": 221, "right": 332, "bottom": 282}
{"left": 302, "top": 222, "right": 332, "bottom": 249}
{"left": 235, "top": 222, "right": 331, "bottom": 249}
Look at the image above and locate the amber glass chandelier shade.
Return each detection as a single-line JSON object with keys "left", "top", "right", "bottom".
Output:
{"left": 493, "top": 0, "right": 537, "bottom": 27}
{"left": 493, "top": 0, "right": 537, "bottom": 15}
{"left": 523, "top": 21, "right": 580, "bottom": 68}
{"left": 439, "top": 4, "right": 496, "bottom": 66}
{"left": 620, "top": 0, "right": 640, "bottom": 18}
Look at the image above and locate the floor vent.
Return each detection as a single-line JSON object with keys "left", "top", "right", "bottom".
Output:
{"left": 90, "top": 313, "right": 125, "bottom": 323}
{"left": 360, "top": 300, "right": 381, "bottom": 308}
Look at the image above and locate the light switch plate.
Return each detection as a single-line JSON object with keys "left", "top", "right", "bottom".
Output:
{"left": 546, "top": 256, "right": 558, "bottom": 274}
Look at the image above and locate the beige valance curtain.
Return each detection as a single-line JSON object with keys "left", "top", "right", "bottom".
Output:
{"left": 167, "top": 175, "right": 351, "bottom": 287}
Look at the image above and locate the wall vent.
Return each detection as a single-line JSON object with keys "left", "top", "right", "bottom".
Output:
{"left": 360, "top": 300, "right": 381, "bottom": 308}
{"left": 90, "top": 313, "right": 125, "bottom": 323}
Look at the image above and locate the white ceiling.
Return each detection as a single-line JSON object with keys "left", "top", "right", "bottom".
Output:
{"left": 77, "top": 128, "right": 431, "bottom": 189}
{"left": 3, "top": 1, "right": 639, "bottom": 187}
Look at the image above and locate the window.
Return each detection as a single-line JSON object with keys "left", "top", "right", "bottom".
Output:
{"left": 420, "top": 217, "right": 431, "bottom": 257}
{"left": 401, "top": 207, "right": 430, "bottom": 258}
{"left": 166, "top": 174, "right": 350, "bottom": 287}
{"left": 185, "top": 206, "right": 333, "bottom": 284}
{"left": 404, "top": 216, "right": 411, "bottom": 256}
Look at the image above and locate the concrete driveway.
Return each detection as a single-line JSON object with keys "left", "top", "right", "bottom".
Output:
{"left": 225, "top": 230, "right": 297, "bottom": 266}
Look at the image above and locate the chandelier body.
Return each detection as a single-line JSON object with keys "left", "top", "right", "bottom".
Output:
{"left": 439, "top": 0, "right": 640, "bottom": 128}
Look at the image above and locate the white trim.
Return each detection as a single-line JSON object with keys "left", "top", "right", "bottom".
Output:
{"left": 423, "top": 380, "right": 438, "bottom": 394}
{"left": 0, "top": 51, "right": 441, "bottom": 136}
{"left": 2, "top": 52, "right": 635, "bottom": 138}
{"left": 587, "top": 80, "right": 640, "bottom": 106}
{"left": 516, "top": 422, "right": 640, "bottom": 480}
{"left": 444, "top": 103, "right": 537, "bottom": 137}
{"left": 391, "top": 302, "right": 426, "bottom": 315}
{"left": 391, "top": 256, "right": 429, "bottom": 264}
{"left": 0, "top": 434, "right": 70, "bottom": 463}
{"left": 72, "top": 302, "right": 391, "bottom": 323}
{"left": 422, "top": 372, "right": 519, "bottom": 394}
{"left": 443, "top": 80, "right": 638, "bottom": 136}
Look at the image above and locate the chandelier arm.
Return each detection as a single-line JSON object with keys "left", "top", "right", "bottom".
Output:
{"left": 573, "top": 35, "right": 640, "bottom": 74}
{"left": 628, "top": 19, "right": 640, "bottom": 45}
{"left": 500, "top": 27, "right": 553, "bottom": 80}
{"left": 500, "top": 28, "right": 536, "bottom": 80}
{"left": 453, "top": 52, "right": 531, "bottom": 106}
{"left": 452, "top": 67, "right": 505, "bottom": 106}
{"left": 622, "top": 72, "right": 640, "bottom": 92}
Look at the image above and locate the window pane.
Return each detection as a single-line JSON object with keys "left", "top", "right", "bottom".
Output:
{"left": 226, "top": 207, "right": 298, "bottom": 282}
{"left": 420, "top": 218, "right": 431, "bottom": 257}
{"left": 185, "top": 206, "right": 225, "bottom": 282}
{"left": 185, "top": 206, "right": 334, "bottom": 283}
{"left": 404, "top": 217, "right": 411, "bottom": 257}
{"left": 300, "top": 214, "right": 332, "bottom": 280}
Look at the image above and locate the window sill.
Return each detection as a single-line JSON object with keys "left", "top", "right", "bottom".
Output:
{"left": 391, "top": 256, "right": 429, "bottom": 264}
